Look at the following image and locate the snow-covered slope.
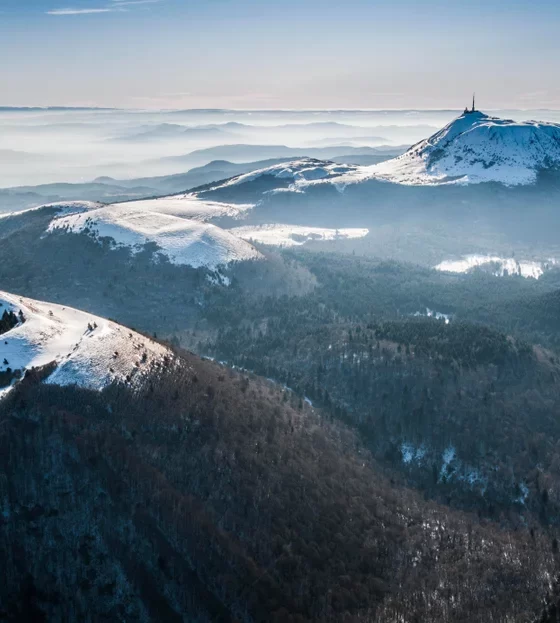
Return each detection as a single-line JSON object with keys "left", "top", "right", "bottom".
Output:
{"left": 0, "top": 291, "right": 170, "bottom": 394}
{"left": 108, "top": 159, "right": 359, "bottom": 223}
{"left": 307, "top": 111, "right": 560, "bottom": 187}
{"left": 111, "top": 195, "right": 254, "bottom": 222}
{"left": 116, "top": 162, "right": 368, "bottom": 249}
{"left": 231, "top": 224, "right": 369, "bottom": 247}
{"left": 48, "top": 205, "right": 262, "bottom": 268}
{"left": 35, "top": 200, "right": 104, "bottom": 214}
{"left": 435, "top": 254, "right": 558, "bottom": 279}
{"left": 212, "top": 158, "right": 356, "bottom": 189}
{"left": 0, "top": 200, "right": 103, "bottom": 220}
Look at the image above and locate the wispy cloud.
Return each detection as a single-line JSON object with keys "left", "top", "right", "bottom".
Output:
{"left": 110, "top": 0, "right": 162, "bottom": 5}
{"left": 47, "top": 0, "right": 161, "bottom": 15}
{"left": 47, "top": 7, "right": 115, "bottom": 14}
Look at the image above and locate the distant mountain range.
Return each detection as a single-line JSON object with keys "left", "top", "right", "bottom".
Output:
{"left": 110, "top": 123, "right": 236, "bottom": 143}
{"left": 154, "top": 143, "right": 404, "bottom": 169}
{"left": 109, "top": 120, "right": 425, "bottom": 144}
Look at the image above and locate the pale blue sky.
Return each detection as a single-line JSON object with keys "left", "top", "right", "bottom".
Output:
{"left": 1, "top": 0, "right": 559, "bottom": 109}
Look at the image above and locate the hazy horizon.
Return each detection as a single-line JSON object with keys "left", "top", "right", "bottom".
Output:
{"left": 3, "top": 106, "right": 560, "bottom": 188}
{"left": 5, "top": 106, "right": 560, "bottom": 112}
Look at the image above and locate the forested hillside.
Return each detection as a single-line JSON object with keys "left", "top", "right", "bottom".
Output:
{"left": 2, "top": 222, "right": 560, "bottom": 620}
{"left": 0, "top": 353, "right": 557, "bottom": 622}
{"left": 201, "top": 311, "right": 560, "bottom": 515}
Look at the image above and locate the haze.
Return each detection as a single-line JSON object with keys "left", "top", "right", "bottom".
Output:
{"left": 3, "top": 107, "right": 560, "bottom": 188}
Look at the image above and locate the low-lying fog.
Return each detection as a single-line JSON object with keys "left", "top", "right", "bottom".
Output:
{"left": 3, "top": 107, "right": 560, "bottom": 188}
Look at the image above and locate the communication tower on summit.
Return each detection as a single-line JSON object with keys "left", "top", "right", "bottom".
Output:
{"left": 464, "top": 93, "right": 476, "bottom": 114}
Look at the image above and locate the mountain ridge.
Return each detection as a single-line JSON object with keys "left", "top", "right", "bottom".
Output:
{"left": 0, "top": 290, "right": 170, "bottom": 394}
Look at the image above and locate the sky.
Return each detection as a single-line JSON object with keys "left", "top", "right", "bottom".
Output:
{"left": 1, "top": 0, "right": 560, "bottom": 110}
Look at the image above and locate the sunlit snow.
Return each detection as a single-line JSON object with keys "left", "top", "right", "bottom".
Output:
{"left": 401, "top": 443, "right": 427, "bottom": 465}
{"left": 230, "top": 223, "right": 369, "bottom": 247}
{"left": 112, "top": 195, "right": 254, "bottom": 222}
{"left": 214, "top": 158, "right": 356, "bottom": 190}
{"left": 435, "top": 255, "right": 557, "bottom": 279}
{"left": 48, "top": 206, "right": 262, "bottom": 268}
{"left": 302, "top": 111, "right": 560, "bottom": 187}
{"left": 0, "top": 291, "right": 170, "bottom": 395}
{"left": 0, "top": 200, "right": 103, "bottom": 220}
{"left": 413, "top": 308, "right": 451, "bottom": 324}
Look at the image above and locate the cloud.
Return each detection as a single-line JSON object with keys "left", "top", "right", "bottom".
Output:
{"left": 110, "top": 0, "right": 162, "bottom": 4}
{"left": 47, "top": 0, "right": 161, "bottom": 15}
{"left": 47, "top": 7, "right": 115, "bottom": 14}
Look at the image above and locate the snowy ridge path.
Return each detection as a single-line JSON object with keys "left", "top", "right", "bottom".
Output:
{"left": 0, "top": 291, "right": 171, "bottom": 395}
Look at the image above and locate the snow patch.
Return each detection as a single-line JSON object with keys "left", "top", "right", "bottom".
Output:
{"left": 413, "top": 308, "right": 451, "bottom": 324}
{"left": 206, "top": 272, "right": 231, "bottom": 287}
{"left": 230, "top": 223, "right": 369, "bottom": 248}
{"left": 514, "top": 482, "right": 529, "bottom": 505}
{"left": 435, "top": 255, "right": 557, "bottom": 279}
{"left": 401, "top": 443, "right": 427, "bottom": 465}
{"left": 399, "top": 440, "right": 488, "bottom": 491}
{"left": 440, "top": 446, "right": 456, "bottom": 482}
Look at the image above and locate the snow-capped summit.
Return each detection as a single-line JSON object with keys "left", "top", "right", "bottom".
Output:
{"left": 312, "top": 111, "right": 560, "bottom": 187}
